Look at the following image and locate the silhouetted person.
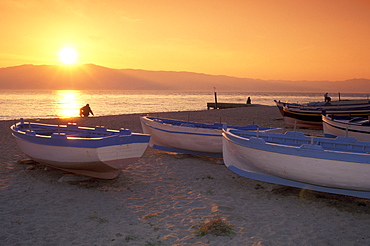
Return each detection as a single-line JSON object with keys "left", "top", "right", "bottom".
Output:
{"left": 324, "top": 93, "right": 331, "bottom": 103}
{"left": 80, "top": 104, "right": 94, "bottom": 117}
{"left": 247, "top": 97, "right": 251, "bottom": 104}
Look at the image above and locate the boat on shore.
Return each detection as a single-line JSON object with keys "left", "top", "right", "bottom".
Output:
{"left": 140, "top": 116, "right": 284, "bottom": 157}
{"left": 275, "top": 99, "right": 370, "bottom": 112}
{"left": 222, "top": 128, "right": 370, "bottom": 199}
{"left": 275, "top": 99, "right": 370, "bottom": 129}
{"left": 322, "top": 114, "right": 370, "bottom": 141}
{"left": 11, "top": 119, "right": 150, "bottom": 179}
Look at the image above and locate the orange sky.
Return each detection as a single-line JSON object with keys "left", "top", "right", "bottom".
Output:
{"left": 1, "top": 0, "right": 369, "bottom": 81}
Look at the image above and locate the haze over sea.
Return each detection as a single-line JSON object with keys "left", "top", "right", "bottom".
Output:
{"left": 1, "top": 90, "right": 369, "bottom": 121}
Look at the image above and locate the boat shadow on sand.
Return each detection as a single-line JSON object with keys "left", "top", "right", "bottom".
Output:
{"left": 271, "top": 185, "right": 370, "bottom": 214}
{"left": 17, "top": 156, "right": 370, "bottom": 216}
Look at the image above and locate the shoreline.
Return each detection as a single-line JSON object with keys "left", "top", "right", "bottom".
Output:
{"left": 1, "top": 105, "right": 369, "bottom": 245}
{"left": 2, "top": 105, "right": 322, "bottom": 136}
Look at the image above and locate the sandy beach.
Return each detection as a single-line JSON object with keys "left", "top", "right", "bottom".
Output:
{"left": 1, "top": 105, "right": 369, "bottom": 246}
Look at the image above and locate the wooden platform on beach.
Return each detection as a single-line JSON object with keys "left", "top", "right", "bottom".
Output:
{"left": 207, "top": 102, "right": 254, "bottom": 109}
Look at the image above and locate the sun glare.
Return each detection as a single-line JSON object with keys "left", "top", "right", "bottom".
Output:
{"left": 56, "top": 90, "right": 82, "bottom": 118}
{"left": 58, "top": 47, "right": 78, "bottom": 65}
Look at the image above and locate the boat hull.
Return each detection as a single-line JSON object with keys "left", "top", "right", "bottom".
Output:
{"left": 322, "top": 115, "right": 370, "bottom": 142}
{"left": 222, "top": 129, "right": 370, "bottom": 198}
{"left": 11, "top": 121, "right": 150, "bottom": 179}
{"left": 141, "top": 117, "right": 223, "bottom": 157}
{"left": 140, "top": 116, "right": 284, "bottom": 157}
{"left": 281, "top": 113, "right": 322, "bottom": 129}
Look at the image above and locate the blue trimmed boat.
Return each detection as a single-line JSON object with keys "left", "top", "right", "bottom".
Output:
{"left": 140, "top": 115, "right": 284, "bottom": 157}
{"left": 222, "top": 128, "right": 370, "bottom": 199}
{"left": 274, "top": 99, "right": 370, "bottom": 129}
{"left": 11, "top": 119, "right": 150, "bottom": 179}
{"left": 322, "top": 114, "right": 370, "bottom": 141}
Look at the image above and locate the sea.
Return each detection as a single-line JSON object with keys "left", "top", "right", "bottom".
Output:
{"left": 1, "top": 90, "right": 369, "bottom": 121}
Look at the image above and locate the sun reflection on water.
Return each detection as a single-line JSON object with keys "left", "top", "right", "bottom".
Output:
{"left": 55, "top": 90, "right": 83, "bottom": 118}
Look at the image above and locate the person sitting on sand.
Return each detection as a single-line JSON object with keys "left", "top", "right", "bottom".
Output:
{"left": 80, "top": 104, "right": 94, "bottom": 117}
{"left": 247, "top": 97, "right": 251, "bottom": 104}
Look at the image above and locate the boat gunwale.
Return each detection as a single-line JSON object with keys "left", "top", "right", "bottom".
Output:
{"left": 11, "top": 121, "right": 150, "bottom": 148}
{"left": 141, "top": 116, "right": 279, "bottom": 135}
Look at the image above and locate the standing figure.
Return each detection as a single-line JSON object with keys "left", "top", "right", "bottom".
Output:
{"left": 246, "top": 97, "right": 251, "bottom": 104}
{"left": 80, "top": 104, "right": 94, "bottom": 117}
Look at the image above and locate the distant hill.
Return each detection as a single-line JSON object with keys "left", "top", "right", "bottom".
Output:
{"left": 0, "top": 64, "right": 369, "bottom": 92}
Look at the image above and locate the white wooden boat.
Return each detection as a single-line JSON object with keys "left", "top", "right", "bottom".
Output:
{"left": 11, "top": 119, "right": 150, "bottom": 179}
{"left": 322, "top": 114, "right": 370, "bottom": 141}
{"left": 140, "top": 116, "right": 284, "bottom": 157}
{"left": 222, "top": 128, "right": 370, "bottom": 198}
{"left": 275, "top": 99, "right": 370, "bottom": 112}
{"left": 275, "top": 99, "right": 370, "bottom": 129}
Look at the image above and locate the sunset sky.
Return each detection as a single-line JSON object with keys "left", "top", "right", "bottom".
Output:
{"left": 1, "top": 0, "right": 369, "bottom": 81}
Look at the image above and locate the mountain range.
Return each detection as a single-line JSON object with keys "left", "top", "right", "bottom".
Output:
{"left": 0, "top": 64, "right": 368, "bottom": 92}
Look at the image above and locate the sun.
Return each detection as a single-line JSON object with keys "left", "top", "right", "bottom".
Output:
{"left": 58, "top": 47, "right": 78, "bottom": 65}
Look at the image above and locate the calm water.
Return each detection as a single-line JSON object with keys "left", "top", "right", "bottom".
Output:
{"left": 1, "top": 90, "right": 369, "bottom": 121}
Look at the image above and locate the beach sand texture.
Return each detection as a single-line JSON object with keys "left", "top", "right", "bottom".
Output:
{"left": 1, "top": 106, "right": 369, "bottom": 245}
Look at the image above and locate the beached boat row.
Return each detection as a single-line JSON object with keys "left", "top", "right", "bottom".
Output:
{"left": 275, "top": 99, "right": 370, "bottom": 129}
{"left": 11, "top": 106, "right": 370, "bottom": 199}
{"left": 11, "top": 117, "right": 283, "bottom": 177}
{"left": 274, "top": 97, "right": 370, "bottom": 141}
{"left": 140, "top": 114, "right": 370, "bottom": 199}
